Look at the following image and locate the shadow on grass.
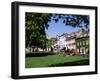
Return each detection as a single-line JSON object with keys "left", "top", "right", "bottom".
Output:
{"left": 49, "top": 59, "right": 89, "bottom": 67}
{"left": 26, "top": 52, "right": 57, "bottom": 57}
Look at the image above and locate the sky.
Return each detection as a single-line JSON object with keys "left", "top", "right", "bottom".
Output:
{"left": 45, "top": 19, "right": 80, "bottom": 38}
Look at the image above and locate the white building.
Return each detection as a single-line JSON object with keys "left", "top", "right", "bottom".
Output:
{"left": 56, "top": 36, "right": 66, "bottom": 49}
{"left": 53, "top": 32, "right": 76, "bottom": 50}
{"left": 66, "top": 37, "right": 76, "bottom": 50}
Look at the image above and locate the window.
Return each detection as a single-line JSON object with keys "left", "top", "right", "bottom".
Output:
{"left": 77, "top": 48, "right": 79, "bottom": 53}
{"left": 83, "top": 41, "right": 85, "bottom": 45}
{"left": 80, "top": 41, "right": 82, "bottom": 45}
{"left": 86, "top": 40, "right": 89, "bottom": 45}
{"left": 77, "top": 42, "right": 79, "bottom": 46}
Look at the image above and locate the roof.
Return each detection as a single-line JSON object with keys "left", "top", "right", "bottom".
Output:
{"left": 66, "top": 36, "right": 76, "bottom": 41}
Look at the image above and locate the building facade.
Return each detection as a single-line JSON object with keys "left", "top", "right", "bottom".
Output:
{"left": 50, "top": 28, "right": 89, "bottom": 55}
{"left": 76, "top": 36, "right": 89, "bottom": 55}
{"left": 66, "top": 37, "right": 76, "bottom": 50}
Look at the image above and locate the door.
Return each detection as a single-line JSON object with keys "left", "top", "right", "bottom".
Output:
{"left": 80, "top": 47, "right": 85, "bottom": 55}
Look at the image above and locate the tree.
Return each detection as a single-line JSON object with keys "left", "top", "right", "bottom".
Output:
{"left": 52, "top": 14, "right": 89, "bottom": 31}
{"left": 25, "top": 13, "right": 52, "bottom": 52}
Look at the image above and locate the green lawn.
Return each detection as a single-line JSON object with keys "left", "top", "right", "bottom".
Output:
{"left": 25, "top": 54, "right": 89, "bottom": 68}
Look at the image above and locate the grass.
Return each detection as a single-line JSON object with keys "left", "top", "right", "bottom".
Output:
{"left": 25, "top": 54, "right": 89, "bottom": 68}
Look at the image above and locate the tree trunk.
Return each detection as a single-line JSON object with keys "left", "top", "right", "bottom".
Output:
{"left": 30, "top": 47, "right": 31, "bottom": 54}
{"left": 32, "top": 47, "right": 35, "bottom": 52}
{"left": 43, "top": 48, "right": 45, "bottom": 52}
{"left": 36, "top": 47, "right": 38, "bottom": 52}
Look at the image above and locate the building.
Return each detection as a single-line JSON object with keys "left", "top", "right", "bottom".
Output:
{"left": 56, "top": 34, "right": 66, "bottom": 49}
{"left": 66, "top": 36, "right": 76, "bottom": 50}
{"left": 75, "top": 28, "right": 89, "bottom": 55}
{"left": 50, "top": 28, "right": 89, "bottom": 55}
{"left": 76, "top": 36, "right": 89, "bottom": 55}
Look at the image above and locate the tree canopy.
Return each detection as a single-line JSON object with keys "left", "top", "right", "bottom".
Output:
{"left": 25, "top": 13, "right": 51, "bottom": 51}
{"left": 52, "top": 14, "right": 89, "bottom": 30}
